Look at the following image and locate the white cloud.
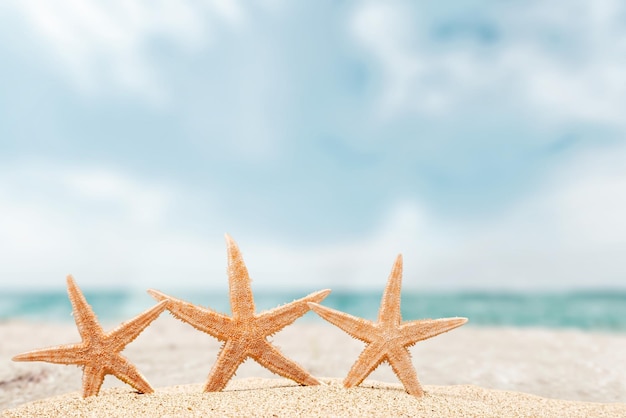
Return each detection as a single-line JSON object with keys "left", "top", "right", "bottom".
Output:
{"left": 537, "top": 145, "right": 626, "bottom": 247}
{"left": 350, "top": 0, "right": 626, "bottom": 127}
{"left": 242, "top": 200, "right": 432, "bottom": 290}
{"left": 0, "top": 162, "right": 216, "bottom": 288}
{"left": 2, "top": 143, "right": 626, "bottom": 291}
{"left": 351, "top": 3, "right": 423, "bottom": 118}
{"left": 0, "top": 161, "right": 434, "bottom": 290}
{"left": 232, "top": 142, "right": 626, "bottom": 291}
{"left": 3, "top": 0, "right": 244, "bottom": 101}
{"left": 60, "top": 167, "right": 172, "bottom": 225}
{"left": 421, "top": 143, "right": 626, "bottom": 289}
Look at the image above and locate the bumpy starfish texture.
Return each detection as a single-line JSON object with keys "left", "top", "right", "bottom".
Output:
{"left": 148, "top": 234, "right": 331, "bottom": 392}
{"left": 308, "top": 254, "right": 467, "bottom": 397}
{"left": 13, "top": 275, "right": 167, "bottom": 397}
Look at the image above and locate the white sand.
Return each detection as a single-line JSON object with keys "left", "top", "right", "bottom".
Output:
{"left": 4, "top": 378, "right": 626, "bottom": 418}
{"left": 2, "top": 316, "right": 625, "bottom": 414}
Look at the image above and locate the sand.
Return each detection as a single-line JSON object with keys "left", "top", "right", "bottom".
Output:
{"left": 3, "top": 378, "right": 626, "bottom": 418}
{"left": 2, "top": 317, "right": 626, "bottom": 416}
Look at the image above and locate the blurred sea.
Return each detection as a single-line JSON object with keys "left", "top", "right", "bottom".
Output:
{"left": 1, "top": 290, "right": 625, "bottom": 332}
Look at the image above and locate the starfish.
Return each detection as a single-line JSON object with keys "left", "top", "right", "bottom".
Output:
{"left": 13, "top": 275, "right": 168, "bottom": 397}
{"left": 148, "top": 234, "right": 331, "bottom": 392}
{"left": 308, "top": 254, "right": 467, "bottom": 397}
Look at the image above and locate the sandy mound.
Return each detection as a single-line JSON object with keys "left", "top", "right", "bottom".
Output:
{"left": 3, "top": 378, "right": 625, "bottom": 418}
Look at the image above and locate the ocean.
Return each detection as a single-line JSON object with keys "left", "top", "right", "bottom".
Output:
{"left": 1, "top": 289, "right": 625, "bottom": 332}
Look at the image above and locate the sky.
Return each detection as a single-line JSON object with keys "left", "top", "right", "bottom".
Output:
{"left": 1, "top": 0, "right": 625, "bottom": 291}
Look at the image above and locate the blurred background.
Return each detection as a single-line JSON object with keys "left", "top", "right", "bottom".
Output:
{"left": 1, "top": 1, "right": 625, "bottom": 326}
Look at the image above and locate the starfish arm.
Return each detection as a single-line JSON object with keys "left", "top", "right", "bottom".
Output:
{"left": 256, "top": 289, "right": 331, "bottom": 335}
{"left": 343, "top": 342, "right": 387, "bottom": 388}
{"left": 252, "top": 340, "right": 320, "bottom": 386}
{"left": 107, "top": 300, "right": 168, "bottom": 352}
{"left": 307, "top": 302, "right": 376, "bottom": 343}
{"left": 400, "top": 317, "right": 468, "bottom": 346}
{"left": 225, "top": 234, "right": 256, "bottom": 320}
{"left": 377, "top": 254, "right": 403, "bottom": 325}
{"left": 108, "top": 354, "right": 154, "bottom": 394}
{"left": 387, "top": 346, "right": 424, "bottom": 397}
{"left": 148, "top": 289, "right": 233, "bottom": 340}
{"left": 12, "top": 344, "right": 86, "bottom": 365}
{"left": 66, "top": 275, "right": 104, "bottom": 340}
{"left": 203, "top": 339, "right": 247, "bottom": 392}
{"left": 82, "top": 364, "right": 106, "bottom": 398}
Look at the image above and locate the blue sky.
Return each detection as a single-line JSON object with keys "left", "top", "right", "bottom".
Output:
{"left": 1, "top": 0, "right": 625, "bottom": 290}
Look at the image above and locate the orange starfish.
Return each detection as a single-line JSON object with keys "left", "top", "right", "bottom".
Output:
{"left": 13, "top": 275, "right": 168, "bottom": 397}
{"left": 308, "top": 254, "right": 467, "bottom": 397}
{"left": 148, "top": 234, "right": 331, "bottom": 392}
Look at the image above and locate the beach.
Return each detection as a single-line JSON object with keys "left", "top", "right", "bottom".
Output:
{"left": 2, "top": 316, "right": 626, "bottom": 416}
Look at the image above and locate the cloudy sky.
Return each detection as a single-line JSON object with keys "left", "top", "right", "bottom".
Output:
{"left": 1, "top": 0, "right": 625, "bottom": 291}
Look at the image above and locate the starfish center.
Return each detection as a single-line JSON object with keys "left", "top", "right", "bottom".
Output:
{"left": 377, "top": 323, "right": 401, "bottom": 342}
{"left": 85, "top": 338, "right": 116, "bottom": 362}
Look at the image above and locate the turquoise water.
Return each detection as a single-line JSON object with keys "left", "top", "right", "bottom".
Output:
{"left": 1, "top": 290, "right": 625, "bottom": 332}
